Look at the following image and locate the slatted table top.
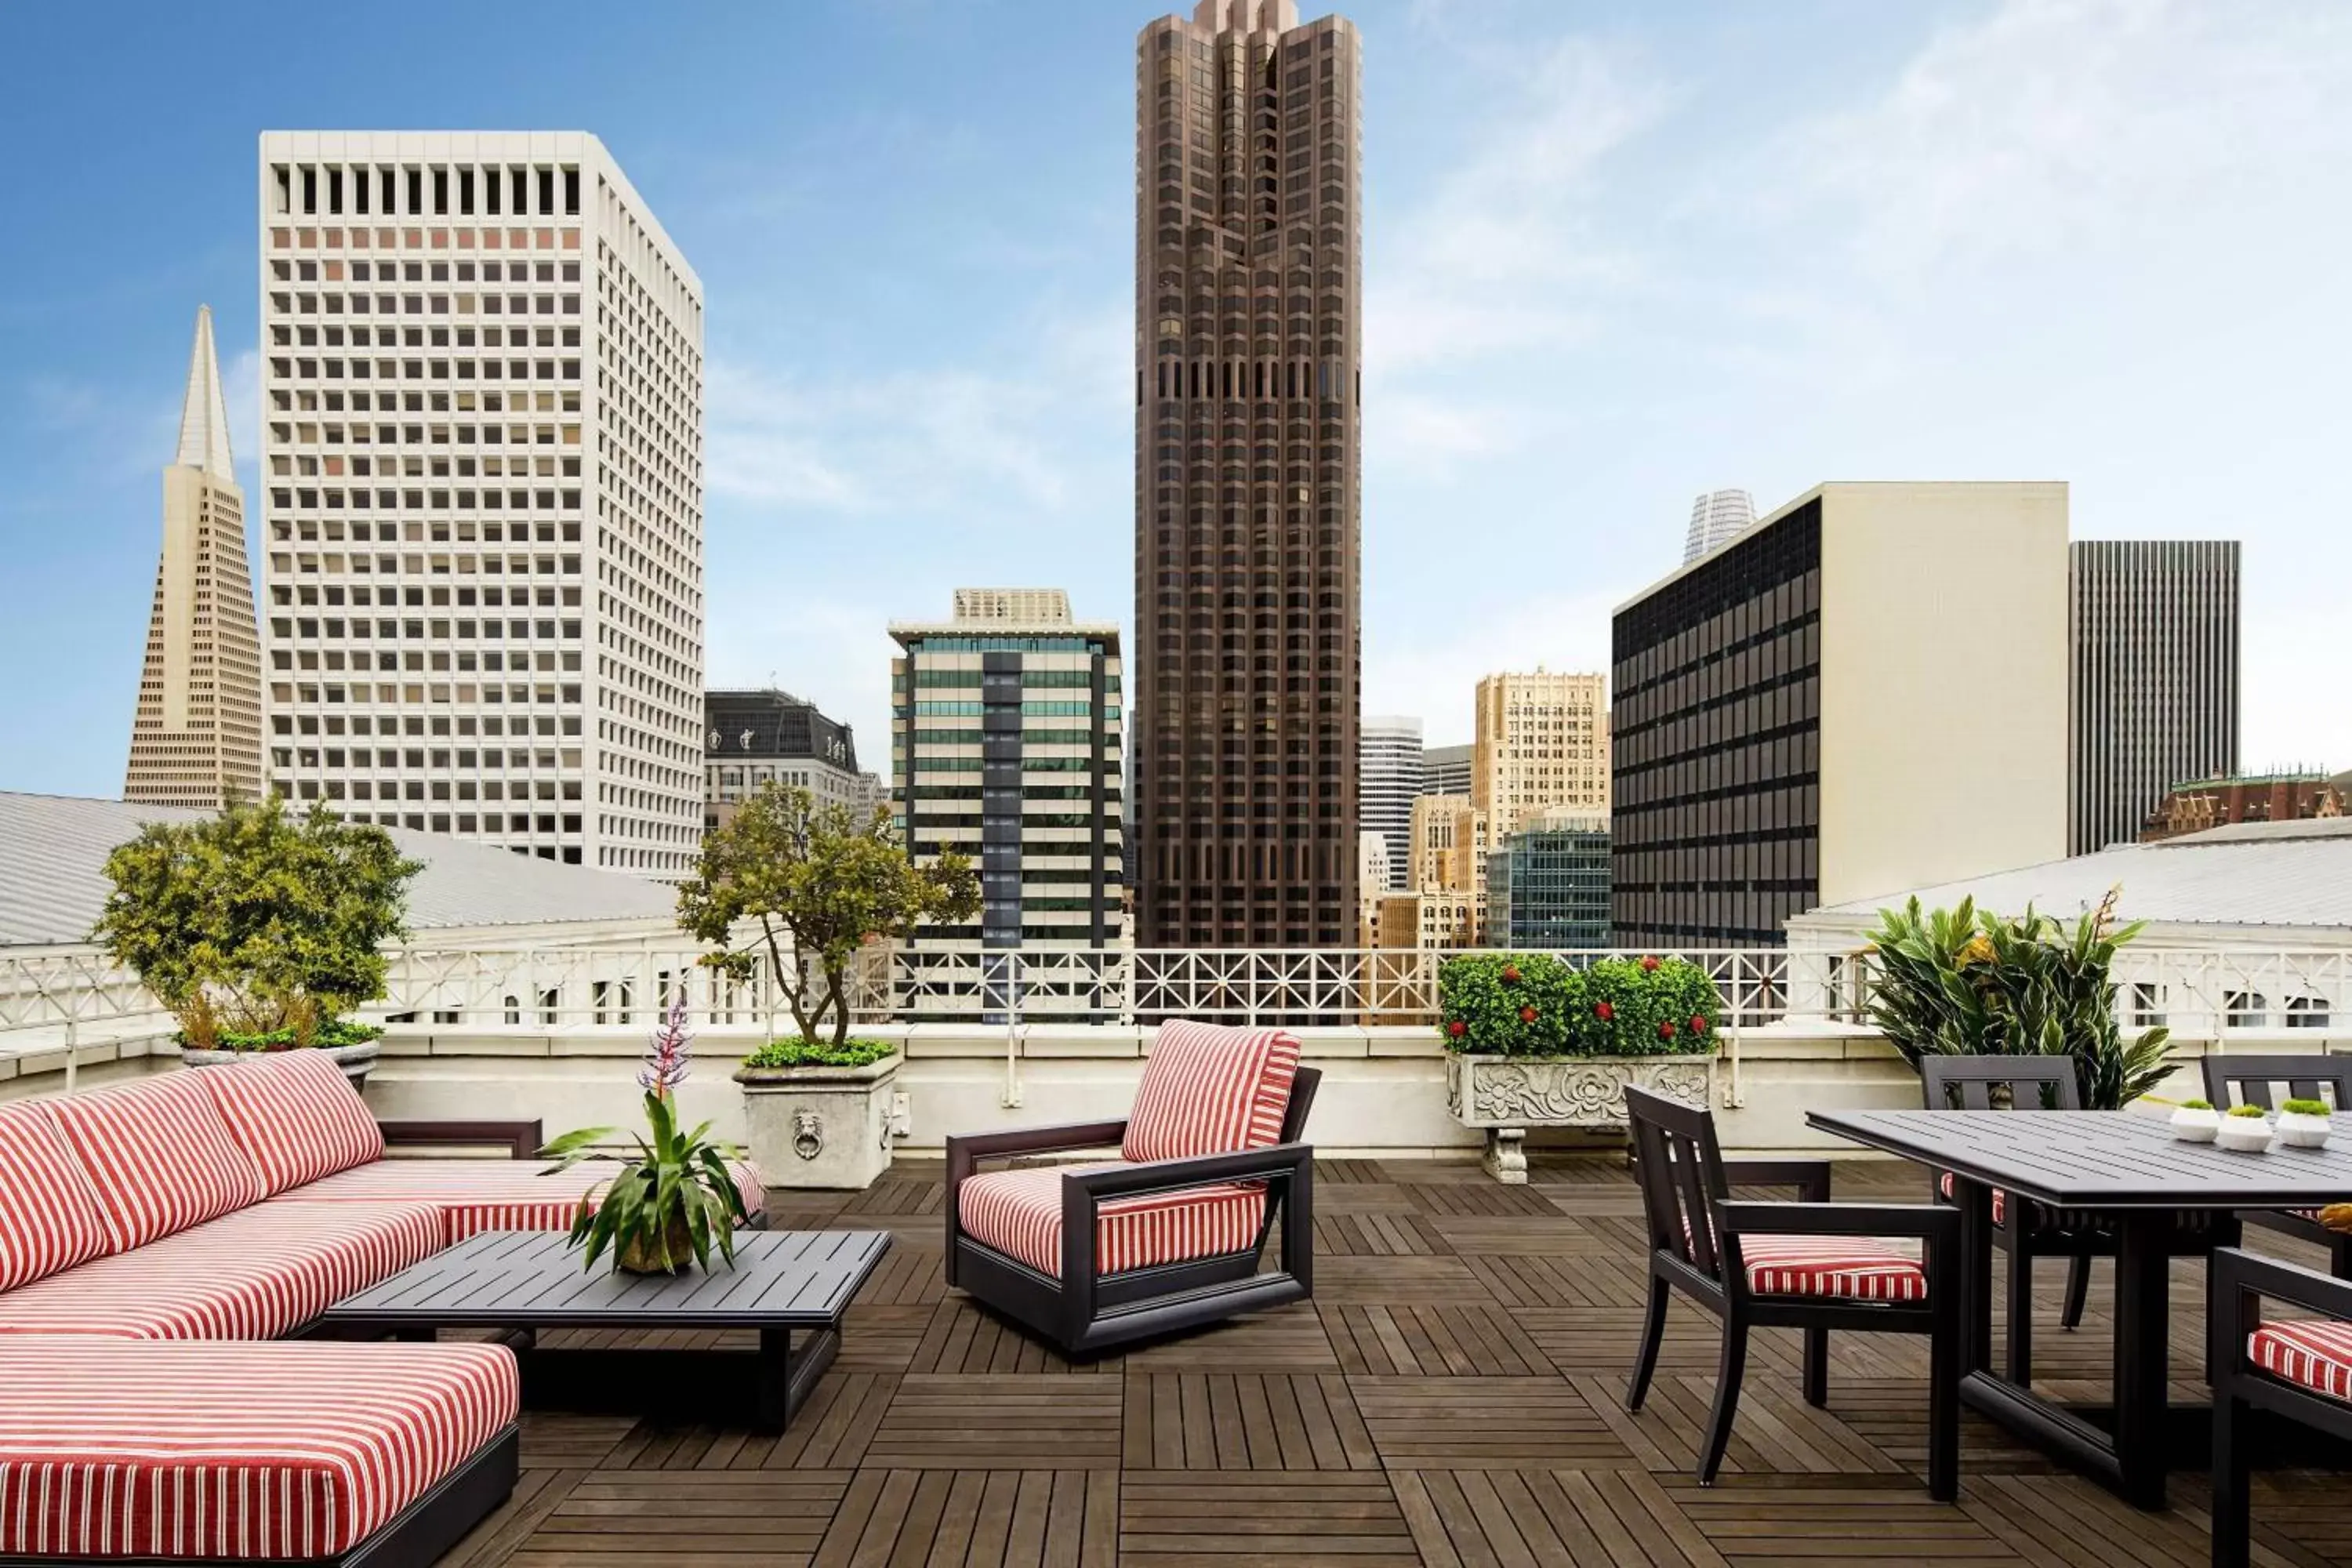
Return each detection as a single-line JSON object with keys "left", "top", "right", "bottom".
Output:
{"left": 324, "top": 1228, "right": 892, "bottom": 1329}
{"left": 1808, "top": 1106, "right": 2352, "bottom": 1210}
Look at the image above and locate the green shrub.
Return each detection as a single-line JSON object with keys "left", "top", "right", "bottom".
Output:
{"left": 1439, "top": 953, "right": 1719, "bottom": 1058}
{"left": 2228, "top": 1103, "right": 2268, "bottom": 1119}
{"left": 742, "top": 1036, "right": 899, "bottom": 1070}
{"left": 196, "top": 1018, "right": 385, "bottom": 1053}
{"left": 2178, "top": 1098, "right": 2212, "bottom": 1111}
{"left": 2282, "top": 1098, "right": 2331, "bottom": 1117}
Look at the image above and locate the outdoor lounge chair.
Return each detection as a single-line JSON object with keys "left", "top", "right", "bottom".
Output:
{"left": 1622, "top": 1083, "right": 1962, "bottom": 1497}
{"left": 944, "top": 1019, "right": 1318, "bottom": 1357}
{"left": 2209, "top": 1246, "right": 2352, "bottom": 1567}
{"left": 2202, "top": 1054, "right": 2352, "bottom": 1279}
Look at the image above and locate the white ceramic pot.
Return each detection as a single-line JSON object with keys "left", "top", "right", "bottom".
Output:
{"left": 2169, "top": 1106, "right": 2221, "bottom": 1143}
{"left": 2215, "top": 1115, "right": 2275, "bottom": 1153}
{"left": 2275, "top": 1110, "right": 2333, "bottom": 1149}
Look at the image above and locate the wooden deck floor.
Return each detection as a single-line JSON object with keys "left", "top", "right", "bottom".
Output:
{"left": 437, "top": 1156, "right": 2352, "bottom": 1568}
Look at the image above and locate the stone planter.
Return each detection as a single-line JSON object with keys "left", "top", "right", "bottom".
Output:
{"left": 1446, "top": 1052, "right": 1717, "bottom": 1183}
{"left": 182, "top": 1041, "right": 380, "bottom": 1089}
{"left": 735, "top": 1054, "right": 899, "bottom": 1190}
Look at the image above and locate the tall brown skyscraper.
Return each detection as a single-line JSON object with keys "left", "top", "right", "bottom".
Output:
{"left": 1134, "top": 0, "right": 1363, "bottom": 949}
{"left": 124, "top": 305, "right": 264, "bottom": 809}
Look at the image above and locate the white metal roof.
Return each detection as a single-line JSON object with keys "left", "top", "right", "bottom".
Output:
{"left": 0, "top": 793, "right": 678, "bottom": 949}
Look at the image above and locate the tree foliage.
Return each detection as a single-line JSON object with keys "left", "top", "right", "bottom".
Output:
{"left": 1439, "top": 953, "right": 1721, "bottom": 1058}
{"left": 1865, "top": 888, "right": 2172, "bottom": 1110}
{"left": 677, "top": 782, "right": 979, "bottom": 1047}
{"left": 92, "top": 797, "right": 420, "bottom": 1044}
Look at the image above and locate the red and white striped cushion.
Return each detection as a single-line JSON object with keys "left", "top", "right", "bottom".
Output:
{"left": 1936, "top": 1171, "right": 2007, "bottom": 1224}
{"left": 277, "top": 1156, "right": 767, "bottom": 1243}
{"left": 1742, "top": 1235, "right": 1929, "bottom": 1302}
{"left": 0, "top": 1102, "right": 114, "bottom": 1294}
{"left": 0, "top": 1338, "right": 516, "bottom": 1559}
{"left": 958, "top": 1163, "right": 1268, "bottom": 1277}
{"left": 1121, "top": 1020, "right": 1301, "bottom": 1164}
{"left": 0, "top": 1200, "right": 441, "bottom": 1340}
{"left": 39, "top": 1073, "right": 268, "bottom": 1250}
{"left": 2251, "top": 1320, "right": 2352, "bottom": 1402}
{"left": 195, "top": 1051, "right": 386, "bottom": 1195}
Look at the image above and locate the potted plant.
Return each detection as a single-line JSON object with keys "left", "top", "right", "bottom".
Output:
{"left": 2215, "top": 1103, "right": 2275, "bottom": 1154}
{"left": 2276, "top": 1097, "right": 2334, "bottom": 1149}
{"left": 2169, "top": 1098, "right": 2220, "bottom": 1142}
{"left": 91, "top": 797, "right": 419, "bottom": 1087}
{"left": 1865, "top": 887, "right": 2172, "bottom": 1113}
{"left": 541, "top": 996, "right": 750, "bottom": 1275}
{"left": 679, "top": 781, "right": 975, "bottom": 1190}
{"left": 1440, "top": 952, "right": 1721, "bottom": 1183}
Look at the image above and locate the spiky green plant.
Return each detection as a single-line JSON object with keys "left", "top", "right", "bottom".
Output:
{"left": 541, "top": 1092, "right": 748, "bottom": 1275}
{"left": 1865, "top": 886, "right": 2172, "bottom": 1111}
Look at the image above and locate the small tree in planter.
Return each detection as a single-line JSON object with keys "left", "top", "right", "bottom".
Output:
{"left": 681, "top": 782, "right": 978, "bottom": 1189}
{"left": 91, "top": 797, "right": 419, "bottom": 1083}
{"left": 1439, "top": 952, "right": 1721, "bottom": 1181}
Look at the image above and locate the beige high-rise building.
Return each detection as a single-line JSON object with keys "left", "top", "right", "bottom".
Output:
{"left": 125, "top": 307, "right": 265, "bottom": 809}
{"left": 1473, "top": 668, "right": 1608, "bottom": 838}
{"left": 1409, "top": 793, "right": 1489, "bottom": 942}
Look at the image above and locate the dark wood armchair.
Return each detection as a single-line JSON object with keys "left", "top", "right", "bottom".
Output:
{"left": 2202, "top": 1054, "right": 2352, "bottom": 1278}
{"left": 946, "top": 1027, "right": 1318, "bottom": 1359}
{"left": 1624, "top": 1084, "right": 1961, "bottom": 1498}
{"left": 2209, "top": 1246, "right": 2352, "bottom": 1567}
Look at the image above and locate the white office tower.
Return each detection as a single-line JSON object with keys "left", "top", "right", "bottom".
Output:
{"left": 1359, "top": 715, "right": 1425, "bottom": 892}
{"left": 256, "top": 132, "right": 704, "bottom": 877}
{"left": 1682, "top": 488, "right": 1754, "bottom": 564}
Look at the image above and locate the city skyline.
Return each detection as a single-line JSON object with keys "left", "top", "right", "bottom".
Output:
{"left": 6, "top": 1, "right": 2352, "bottom": 804}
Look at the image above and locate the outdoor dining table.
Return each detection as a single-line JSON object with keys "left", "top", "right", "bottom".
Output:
{"left": 1806, "top": 1105, "right": 2352, "bottom": 1509}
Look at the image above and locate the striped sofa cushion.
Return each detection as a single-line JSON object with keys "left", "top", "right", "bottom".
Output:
{"left": 958, "top": 1162, "right": 1266, "bottom": 1277}
{"left": 0, "top": 1102, "right": 114, "bottom": 1294}
{"left": 277, "top": 1156, "right": 768, "bottom": 1243}
{"left": 40, "top": 1072, "right": 268, "bottom": 1250}
{"left": 1121, "top": 1020, "right": 1301, "bottom": 1164}
{"left": 1742, "top": 1236, "right": 1929, "bottom": 1303}
{"left": 2251, "top": 1320, "right": 2352, "bottom": 1402}
{"left": 0, "top": 1338, "right": 516, "bottom": 1559}
{"left": 0, "top": 1199, "right": 441, "bottom": 1340}
{"left": 196, "top": 1051, "right": 386, "bottom": 1195}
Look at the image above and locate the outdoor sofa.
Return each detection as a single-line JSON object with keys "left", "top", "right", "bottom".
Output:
{"left": 0, "top": 1051, "right": 764, "bottom": 1566}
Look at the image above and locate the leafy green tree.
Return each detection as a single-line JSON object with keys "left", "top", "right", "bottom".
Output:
{"left": 677, "top": 783, "right": 979, "bottom": 1048}
{"left": 92, "top": 797, "right": 422, "bottom": 1043}
{"left": 1866, "top": 887, "right": 2172, "bottom": 1110}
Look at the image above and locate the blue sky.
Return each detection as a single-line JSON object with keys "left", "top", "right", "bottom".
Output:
{"left": 4, "top": 0, "right": 2349, "bottom": 796}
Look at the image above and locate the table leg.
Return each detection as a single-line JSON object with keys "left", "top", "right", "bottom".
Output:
{"left": 756, "top": 1325, "right": 842, "bottom": 1433}
{"left": 1953, "top": 1175, "right": 1994, "bottom": 1377}
{"left": 2111, "top": 1210, "right": 2172, "bottom": 1510}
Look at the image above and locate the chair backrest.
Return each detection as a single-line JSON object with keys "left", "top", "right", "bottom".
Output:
{"left": 1919, "top": 1054, "right": 2081, "bottom": 1112}
{"left": 1122, "top": 1020, "right": 1301, "bottom": 1163}
{"left": 2201, "top": 1054, "right": 2352, "bottom": 1112}
{"left": 1279, "top": 1066, "right": 1322, "bottom": 1145}
{"left": 1624, "top": 1084, "right": 1730, "bottom": 1283}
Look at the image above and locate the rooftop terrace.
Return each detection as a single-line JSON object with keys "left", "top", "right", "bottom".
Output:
{"left": 429, "top": 1154, "right": 2348, "bottom": 1568}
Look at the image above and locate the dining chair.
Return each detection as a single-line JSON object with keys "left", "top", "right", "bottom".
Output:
{"left": 2209, "top": 1246, "right": 2352, "bottom": 1567}
{"left": 1623, "top": 1084, "right": 1962, "bottom": 1498}
{"left": 2201, "top": 1054, "right": 2352, "bottom": 1279}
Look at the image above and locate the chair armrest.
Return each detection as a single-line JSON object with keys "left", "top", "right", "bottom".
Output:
{"left": 1722, "top": 1159, "right": 1831, "bottom": 1203}
{"left": 2214, "top": 1245, "right": 2352, "bottom": 1324}
{"left": 1065, "top": 1142, "right": 1312, "bottom": 1202}
{"left": 1715, "top": 1200, "right": 1958, "bottom": 1241}
{"left": 946, "top": 1120, "right": 1130, "bottom": 1185}
{"left": 376, "top": 1119, "right": 541, "bottom": 1159}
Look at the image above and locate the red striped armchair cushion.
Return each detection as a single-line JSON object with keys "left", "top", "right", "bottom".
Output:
{"left": 278, "top": 1156, "right": 767, "bottom": 1243}
{"left": 2251, "top": 1320, "right": 2352, "bottom": 1402}
{"left": 1121, "top": 1020, "right": 1301, "bottom": 1164}
{"left": 0, "top": 1200, "right": 441, "bottom": 1340}
{"left": 39, "top": 1071, "right": 268, "bottom": 1250}
{"left": 1741, "top": 1235, "right": 1929, "bottom": 1302}
{"left": 197, "top": 1051, "right": 386, "bottom": 1194}
{"left": 957, "top": 1163, "right": 1267, "bottom": 1276}
{"left": 0, "top": 1338, "right": 516, "bottom": 1559}
{"left": 0, "top": 1102, "right": 114, "bottom": 1294}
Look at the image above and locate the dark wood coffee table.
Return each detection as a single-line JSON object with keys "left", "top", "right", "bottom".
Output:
{"left": 323, "top": 1229, "right": 891, "bottom": 1432}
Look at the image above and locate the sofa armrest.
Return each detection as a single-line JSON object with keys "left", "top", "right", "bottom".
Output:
{"left": 1056, "top": 1143, "right": 1315, "bottom": 1315}
{"left": 376, "top": 1119, "right": 543, "bottom": 1160}
{"left": 946, "top": 1120, "right": 1131, "bottom": 1185}
{"left": 1063, "top": 1142, "right": 1312, "bottom": 1202}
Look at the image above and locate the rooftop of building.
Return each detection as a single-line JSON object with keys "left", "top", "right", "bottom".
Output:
{"left": 0, "top": 792, "right": 679, "bottom": 949}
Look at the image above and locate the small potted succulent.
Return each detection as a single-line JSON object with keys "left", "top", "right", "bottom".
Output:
{"left": 2169, "top": 1098, "right": 2220, "bottom": 1142}
{"left": 541, "top": 996, "right": 750, "bottom": 1275}
{"left": 2275, "top": 1097, "right": 2334, "bottom": 1150}
{"left": 2214, "top": 1102, "right": 2275, "bottom": 1154}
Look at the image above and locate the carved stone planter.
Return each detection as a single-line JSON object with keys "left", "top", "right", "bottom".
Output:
{"left": 735, "top": 1054, "right": 898, "bottom": 1190}
{"left": 1446, "top": 1052, "right": 1717, "bottom": 1183}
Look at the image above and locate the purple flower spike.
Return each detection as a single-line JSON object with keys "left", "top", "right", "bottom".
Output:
{"left": 639, "top": 992, "right": 692, "bottom": 1098}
